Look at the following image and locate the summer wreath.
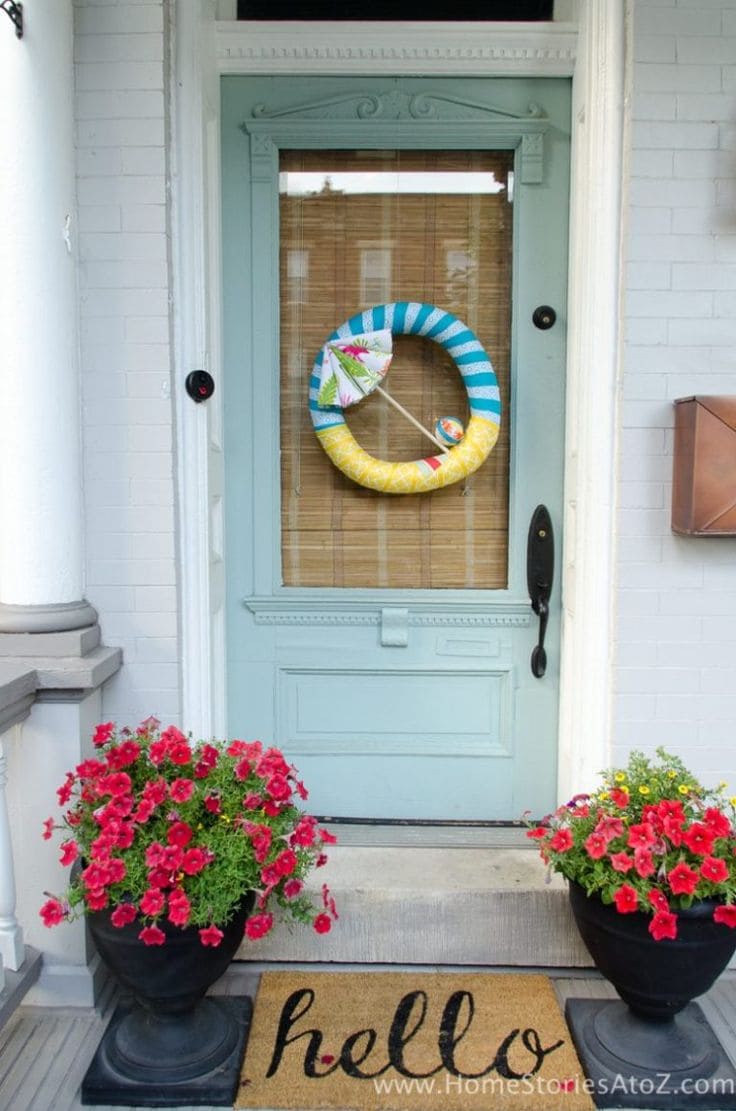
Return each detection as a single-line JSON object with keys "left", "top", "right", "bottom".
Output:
{"left": 310, "top": 301, "right": 501, "bottom": 494}
{"left": 40, "top": 718, "right": 338, "bottom": 947}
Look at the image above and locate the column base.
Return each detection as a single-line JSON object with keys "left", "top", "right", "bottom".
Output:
{"left": 0, "top": 600, "right": 98, "bottom": 634}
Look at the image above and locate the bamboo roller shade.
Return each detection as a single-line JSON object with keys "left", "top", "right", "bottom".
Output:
{"left": 280, "top": 149, "right": 512, "bottom": 589}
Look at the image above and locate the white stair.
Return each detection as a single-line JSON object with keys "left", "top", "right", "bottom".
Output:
{"left": 237, "top": 846, "right": 592, "bottom": 967}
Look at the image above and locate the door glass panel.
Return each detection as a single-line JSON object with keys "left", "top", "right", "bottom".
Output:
{"left": 279, "top": 149, "right": 513, "bottom": 589}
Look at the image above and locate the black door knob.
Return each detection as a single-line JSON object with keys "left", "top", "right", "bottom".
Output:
{"left": 185, "top": 370, "right": 215, "bottom": 403}
{"left": 532, "top": 305, "right": 557, "bottom": 330}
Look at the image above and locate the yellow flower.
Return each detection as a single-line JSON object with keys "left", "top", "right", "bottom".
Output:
{"left": 667, "top": 770, "right": 677, "bottom": 779}
{"left": 614, "top": 772, "right": 627, "bottom": 783}
{"left": 598, "top": 791, "right": 610, "bottom": 801}
{"left": 730, "top": 797, "right": 736, "bottom": 807}
{"left": 219, "top": 813, "right": 231, "bottom": 823}
{"left": 638, "top": 785, "right": 650, "bottom": 796}
{"left": 678, "top": 784, "right": 690, "bottom": 795}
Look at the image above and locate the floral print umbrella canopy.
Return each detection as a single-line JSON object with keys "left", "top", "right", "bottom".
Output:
{"left": 316, "top": 329, "right": 393, "bottom": 409}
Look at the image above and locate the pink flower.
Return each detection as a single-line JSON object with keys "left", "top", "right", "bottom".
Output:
{"left": 133, "top": 798, "right": 156, "bottom": 824}
{"left": 245, "top": 913, "right": 274, "bottom": 940}
{"left": 714, "top": 905, "right": 736, "bottom": 928}
{"left": 42, "top": 817, "right": 54, "bottom": 841}
{"left": 204, "top": 794, "right": 221, "bottom": 814}
{"left": 595, "top": 816, "right": 624, "bottom": 843}
{"left": 267, "top": 775, "right": 291, "bottom": 802}
{"left": 274, "top": 848, "right": 298, "bottom": 876}
{"left": 704, "top": 807, "right": 731, "bottom": 840}
{"left": 260, "top": 863, "right": 281, "bottom": 888}
{"left": 313, "top": 913, "right": 332, "bottom": 934}
{"left": 319, "top": 827, "right": 338, "bottom": 845}
{"left": 668, "top": 861, "right": 700, "bottom": 895}
{"left": 648, "top": 889, "right": 669, "bottom": 913}
{"left": 139, "top": 924, "right": 166, "bottom": 946}
{"left": 682, "top": 822, "right": 715, "bottom": 857}
{"left": 243, "top": 793, "right": 263, "bottom": 810}
{"left": 610, "top": 851, "right": 634, "bottom": 873}
{"left": 199, "top": 924, "right": 224, "bottom": 947}
{"left": 700, "top": 856, "right": 729, "bottom": 884}
{"left": 85, "top": 889, "right": 108, "bottom": 911}
{"left": 168, "top": 741, "right": 193, "bottom": 766}
{"left": 168, "top": 890, "right": 192, "bottom": 927}
{"left": 549, "top": 828, "right": 573, "bottom": 853}
{"left": 106, "top": 740, "right": 140, "bottom": 769}
{"left": 39, "top": 898, "right": 66, "bottom": 927}
{"left": 613, "top": 884, "right": 639, "bottom": 914}
{"left": 110, "top": 903, "right": 137, "bottom": 928}
{"left": 291, "top": 817, "right": 317, "bottom": 846}
{"left": 609, "top": 787, "right": 629, "bottom": 809}
{"left": 627, "top": 822, "right": 655, "bottom": 849}
{"left": 283, "top": 878, "right": 303, "bottom": 899}
{"left": 167, "top": 821, "right": 193, "bottom": 848}
{"left": 140, "top": 888, "right": 165, "bottom": 916}
{"left": 93, "top": 722, "right": 115, "bottom": 747}
{"left": 584, "top": 832, "right": 608, "bottom": 859}
{"left": 633, "top": 848, "right": 655, "bottom": 878}
{"left": 649, "top": 910, "right": 677, "bottom": 941}
{"left": 170, "top": 778, "right": 195, "bottom": 803}
{"left": 181, "top": 847, "right": 208, "bottom": 875}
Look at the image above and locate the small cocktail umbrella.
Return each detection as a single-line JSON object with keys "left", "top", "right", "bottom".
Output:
{"left": 316, "top": 329, "right": 449, "bottom": 453}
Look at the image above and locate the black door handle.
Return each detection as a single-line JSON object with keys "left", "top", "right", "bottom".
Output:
{"left": 527, "top": 505, "right": 554, "bottom": 678}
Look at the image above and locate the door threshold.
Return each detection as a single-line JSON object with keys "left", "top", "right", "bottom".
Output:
{"left": 319, "top": 819, "right": 532, "bottom": 849}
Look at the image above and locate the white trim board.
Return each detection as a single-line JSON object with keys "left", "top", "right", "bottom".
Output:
{"left": 171, "top": 6, "right": 624, "bottom": 805}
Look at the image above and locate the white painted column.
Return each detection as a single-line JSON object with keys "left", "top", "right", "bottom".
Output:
{"left": 0, "top": 0, "right": 96, "bottom": 633}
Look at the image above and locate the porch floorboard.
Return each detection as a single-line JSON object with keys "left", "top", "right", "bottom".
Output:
{"left": 1, "top": 967, "right": 734, "bottom": 1111}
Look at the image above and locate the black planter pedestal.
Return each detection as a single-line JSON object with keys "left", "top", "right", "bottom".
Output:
{"left": 80, "top": 895, "right": 255, "bottom": 1106}
{"left": 566, "top": 998, "right": 736, "bottom": 1109}
{"left": 566, "top": 882, "right": 736, "bottom": 1109}
{"left": 82, "top": 994, "right": 253, "bottom": 1107}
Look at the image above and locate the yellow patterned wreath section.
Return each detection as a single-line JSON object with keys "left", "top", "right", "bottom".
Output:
{"left": 316, "top": 416, "right": 500, "bottom": 495}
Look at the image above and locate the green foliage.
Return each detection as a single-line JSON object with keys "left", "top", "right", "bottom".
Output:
{"left": 527, "top": 747, "right": 736, "bottom": 933}
{"left": 41, "top": 720, "right": 337, "bottom": 944}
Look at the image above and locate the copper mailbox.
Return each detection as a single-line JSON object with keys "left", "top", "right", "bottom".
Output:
{"left": 672, "top": 396, "right": 736, "bottom": 535}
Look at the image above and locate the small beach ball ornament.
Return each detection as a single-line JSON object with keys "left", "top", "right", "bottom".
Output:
{"left": 435, "top": 416, "right": 465, "bottom": 446}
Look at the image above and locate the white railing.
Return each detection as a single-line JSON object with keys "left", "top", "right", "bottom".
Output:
{"left": 0, "top": 727, "right": 23, "bottom": 980}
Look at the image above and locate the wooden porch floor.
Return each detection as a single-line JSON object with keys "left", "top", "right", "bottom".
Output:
{"left": 1, "top": 967, "right": 735, "bottom": 1111}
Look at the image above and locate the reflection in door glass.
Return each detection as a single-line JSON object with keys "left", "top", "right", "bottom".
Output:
{"left": 280, "top": 149, "right": 513, "bottom": 590}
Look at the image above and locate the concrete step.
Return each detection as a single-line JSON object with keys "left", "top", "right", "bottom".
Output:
{"left": 238, "top": 846, "right": 592, "bottom": 967}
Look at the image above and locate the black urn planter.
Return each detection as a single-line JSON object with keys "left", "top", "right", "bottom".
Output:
{"left": 81, "top": 894, "right": 254, "bottom": 1107}
{"left": 565, "top": 881, "right": 736, "bottom": 1109}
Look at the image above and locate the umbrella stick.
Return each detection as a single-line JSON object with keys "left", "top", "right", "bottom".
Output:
{"left": 374, "top": 385, "right": 449, "bottom": 454}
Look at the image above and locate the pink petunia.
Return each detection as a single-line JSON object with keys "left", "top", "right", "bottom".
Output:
{"left": 169, "top": 778, "right": 195, "bottom": 804}
{"left": 313, "top": 913, "right": 332, "bottom": 934}
{"left": 701, "top": 856, "right": 729, "bottom": 884}
{"left": 549, "top": 829, "right": 573, "bottom": 853}
{"left": 139, "top": 924, "right": 166, "bottom": 946}
{"left": 610, "top": 851, "right": 634, "bottom": 874}
{"left": 668, "top": 861, "right": 700, "bottom": 895}
{"left": 649, "top": 910, "right": 677, "bottom": 941}
{"left": 584, "top": 832, "right": 608, "bottom": 860}
{"left": 245, "top": 912, "right": 274, "bottom": 940}
{"left": 110, "top": 903, "right": 137, "bottom": 928}
{"left": 714, "top": 905, "right": 736, "bottom": 928}
{"left": 39, "top": 898, "right": 66, "bottom": 927}
{"left": 199, "top": 924, "right": 224, "bottom": 947}
{"left": 613, "top": 884, "right": 639, "bottom": 914}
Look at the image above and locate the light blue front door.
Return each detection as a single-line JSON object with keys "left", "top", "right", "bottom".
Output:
{"left": 221, "top": 76, "right": 570, "bottom": 820}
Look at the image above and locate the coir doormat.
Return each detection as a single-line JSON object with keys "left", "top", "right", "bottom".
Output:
{"left": 235, "top": 971, "right": 594, "bottom": 1111}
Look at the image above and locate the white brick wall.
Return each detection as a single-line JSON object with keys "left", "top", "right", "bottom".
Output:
{"left": 616, "top": 0, "right": 736, "bottom": 784}
{"left": 74, "top": 0, "right": 181, "bottom": 725}
{"left": 70, "top": 0, "right": 736, "bottom": 784}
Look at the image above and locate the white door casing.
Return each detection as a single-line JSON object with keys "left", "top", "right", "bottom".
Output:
{"left": 171, "top": 3, "right": 625, "bottom": 804}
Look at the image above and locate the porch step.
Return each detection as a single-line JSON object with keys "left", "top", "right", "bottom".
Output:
{"left": 238, "top": 847, "right": 592, "bottom": 967}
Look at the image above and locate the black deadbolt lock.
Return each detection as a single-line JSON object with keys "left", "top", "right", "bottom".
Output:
{"left": 532, "top": 305, "right": 557, "bottom": 330}
{"left": 185, "top": 370, "right": 215, "bottom": 403}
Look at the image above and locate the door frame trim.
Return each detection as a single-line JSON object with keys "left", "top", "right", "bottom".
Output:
{"left": 171, "top": 2, "right": 625, "bottom": 802}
